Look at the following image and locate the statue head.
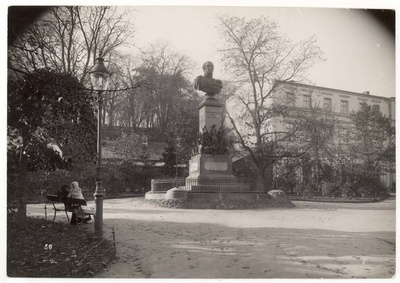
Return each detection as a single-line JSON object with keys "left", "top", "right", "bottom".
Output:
{"left": 202, "top": 61, "right": 214, "bottom": 78}
{"left": 194, "top": 61, "right": 222, "bottom": 96}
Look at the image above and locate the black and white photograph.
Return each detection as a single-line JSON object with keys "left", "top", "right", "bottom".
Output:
{"left": 4, "top": 0, "right": 397, "bottom": 281}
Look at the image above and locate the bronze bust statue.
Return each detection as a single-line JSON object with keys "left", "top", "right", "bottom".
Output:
{"left": 194, "top": 61, "right": 223, "bottom": 96}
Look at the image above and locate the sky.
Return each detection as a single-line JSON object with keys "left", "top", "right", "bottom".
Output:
{"left": 2, "top": 1, "right": 396, "bottom": 99}
{"left": 118, "top": 3, "right": 396, "bottom": 98}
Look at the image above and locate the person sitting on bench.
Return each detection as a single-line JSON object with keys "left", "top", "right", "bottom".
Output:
{"left": 58, "top": 184, "right": 70, "bottom": 200}
{"left": 67, "top": 181, "right": 91, "bottom": 225}
{"left": 59, "top": 184, "right": 71, "bottom": 211}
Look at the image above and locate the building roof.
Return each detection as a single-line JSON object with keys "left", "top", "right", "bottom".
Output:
{"left": 275, "top": 80, "right": 395, "bottom": 101}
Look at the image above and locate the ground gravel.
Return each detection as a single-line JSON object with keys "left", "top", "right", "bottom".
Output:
{"left": 7, "top": 216, "right": 115, "bottom": 278}
{"left": 143, "top": 197, "right": 295, "bottom": 209}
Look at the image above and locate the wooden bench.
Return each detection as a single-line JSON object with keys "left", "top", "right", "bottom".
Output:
{"left": 45, "top": 194, "right": 95, "bottom": 223}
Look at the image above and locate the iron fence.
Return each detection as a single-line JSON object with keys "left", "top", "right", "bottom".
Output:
{"left": 151, "top": 177, "right": 258, "bottom": 193}
{"left": 151, "top": 178, "right": 186, "bottom": 192}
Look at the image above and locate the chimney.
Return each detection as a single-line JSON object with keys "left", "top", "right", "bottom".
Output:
{"left": 362, "top": 91, "right": 370, "bottom": 95}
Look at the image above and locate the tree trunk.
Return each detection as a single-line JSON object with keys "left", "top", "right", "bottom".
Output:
{"left": 255, "top": 156, "right": 268, "bottom": 192}
{"left": 16, "top": 148, "right": 28, "bottom": 223}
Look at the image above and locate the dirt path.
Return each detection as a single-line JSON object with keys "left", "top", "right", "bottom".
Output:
{"left": 27, "top": 197, "right": 396, "bottom": 279}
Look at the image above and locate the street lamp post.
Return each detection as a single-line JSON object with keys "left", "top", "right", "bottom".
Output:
{"left": 89, "top": 56, "right": 111, "bottom": 239}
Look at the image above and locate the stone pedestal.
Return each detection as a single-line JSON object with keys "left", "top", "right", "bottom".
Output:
{"left": 187, "top": 153, "right": 235, "bottom": 180}
{"left": 199, "top": 96, "right": 224, "bottom": 133}
{"left": 186, "top": 153, "right": 249, "bottom": 192}
{"left": 186, "top": 96, "right": 250, "bottom": 193}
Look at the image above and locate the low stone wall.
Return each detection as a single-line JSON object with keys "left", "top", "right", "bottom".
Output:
{"left": 145, "top": 191, "right": 166, "bottom": 200}
{"left": 145, "top": 191, "right": 270, "bottom": 201}
{"left": 288, "top": 194, "right": 390, "bottom": 203}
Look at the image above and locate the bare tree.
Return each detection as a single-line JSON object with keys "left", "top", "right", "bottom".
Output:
{"left": 76, "top": 6, "right": 136, "bottom": 83}
{"left": 284, "top": 103, "right": 337, "bottom": 194}
{"left": 8, "top": 6, "right": 136, "bottom": 85}
{"left": 217, "top": 14, "right": 325, "bottom": 190}
{"left": 135, "top": 41, "right": 195, "bottom": 136}
{"left": 102, "top": 54, "right": 141, "bottom": 127}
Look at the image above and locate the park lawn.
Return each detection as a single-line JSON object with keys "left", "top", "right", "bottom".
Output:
{"left": 7, "top": 215, "right": 115, "bottom": 278}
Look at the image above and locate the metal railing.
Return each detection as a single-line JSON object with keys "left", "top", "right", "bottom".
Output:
{"left": 151, "top": 178, "right": 186, "bottom": 192}
{"left": 151, "top": 177, "right": 255, "bottom": 193}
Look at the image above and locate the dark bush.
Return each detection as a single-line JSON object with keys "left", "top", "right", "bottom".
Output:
{"left": 105, "top": 160, "right": 154, "bottom": 194}
{"left": 351, "top": 174, "right": 388, "bottom": 197}
{"left": 321, "top": 181, "right": 340, "bottom": 197}
{"left": 11, "top": 161, "right": 169, "bottom": 202}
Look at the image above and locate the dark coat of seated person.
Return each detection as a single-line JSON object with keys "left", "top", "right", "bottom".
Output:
{"left": 58, "top": 184, "right": 71, "bottom": 210}
{"left": 59, "top": 185, "right": 70, "bottom": 199}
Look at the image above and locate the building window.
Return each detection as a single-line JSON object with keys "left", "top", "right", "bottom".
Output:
{"left": 303, "top": 95, "right": 311, "bottom": 108}
{"left": 323, "top": 98, "right": 332, "bottom": 111}
{"left": 340, "top": 100, "right": 349, "bottom": 114}
{"left": 359, "top": 102, "right": 367, "bottom": 110}
{"left": 286, "top": 92, "right": 295, "bottom": 107}
{"left": 286, "top": 123, "right": 295, "bottom": 141}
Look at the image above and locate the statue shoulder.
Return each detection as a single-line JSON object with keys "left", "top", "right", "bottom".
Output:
{"left": 194, "top": 75, "right": 204, "bottom": 89}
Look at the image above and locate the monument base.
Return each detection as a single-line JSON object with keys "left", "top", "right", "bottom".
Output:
{"left": 165, "top": 188, "right": 188, "bottom": 200}
{"left": 186, "top": 153, "right": 250, "bottom": 193}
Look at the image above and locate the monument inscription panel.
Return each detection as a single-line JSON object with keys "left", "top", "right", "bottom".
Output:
{"left": 205, "top": 161, "right": 228, "bottom": 171}
{"left": 207, "top": 111, "right": 220, "bottom": 118}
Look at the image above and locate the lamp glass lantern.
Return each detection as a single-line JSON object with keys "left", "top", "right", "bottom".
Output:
{"left": 89, "top": 57, "right": 111, "bottom": 91}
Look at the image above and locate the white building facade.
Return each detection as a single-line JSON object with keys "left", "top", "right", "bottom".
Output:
{"left": 271, "top": 81, "right": 395, "bottom": 191}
